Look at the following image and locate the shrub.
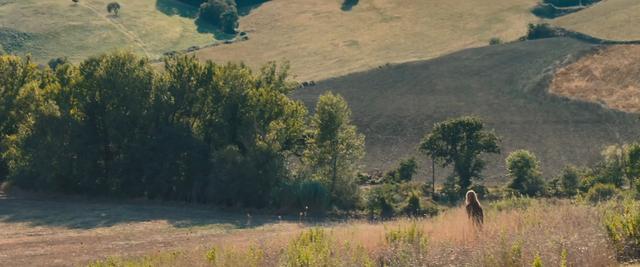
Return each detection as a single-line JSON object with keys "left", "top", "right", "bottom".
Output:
{"left": 365, "top": 185, "right": 396, "bottom": 219}
{"left": 489, "top": 195, "right": 532, "bottom": 212}
{"left": 205, "top": 246, "right": 266, "bottom": 266}
{"left": 438, "top": 175, "right": 462, "bottom": 203}
{"left": 296, "top": 180, "right": 330, "bottom": 215}
{"left": 604, "top": 200, "right": 640, "bottom": 261}
{"left": 381, "top": 223, "right": 428, "bottom": 266}
{"left": 532, "top": 253, "right": 543, "bottom": 267}
{"left": 384, "top": 157, "right": 417, "bottom": 183}
{"left": 525, "top": 23, "right": 557, "bottom": 40}
{"left": 341, "top": 0, "right": 359, "bottom": 11}
{"left": 585, "top": 183, "right": 617, "bottom": 203}
{"left": 489, "top": 37, "right": 503, "bottom": 45}
{"left": 402, "top": 193, "right": 421, "bottom": 216}
{"left": 283, "top": 229, "right": 333, "bottom": 267}
{"left": 506, "top": 150, "right": 546, "bottom": 196}
{"left": 559, "top": 165, "right": 580, "bottom": 196}
{"left": 47, "top": 57, "right": 68, "bottom": 70}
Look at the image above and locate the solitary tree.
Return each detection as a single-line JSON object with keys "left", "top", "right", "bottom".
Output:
{"left": 72, "top": 0, "right": 79, "bottom": 5}
{"left": 506, "top": 150, "right": 545, "bottom": 196}
{"left": 107, "top": 2, "right": 121, "bottom": 16}
{"left": 304, "top": 92, "right": 365, "bottom": 208}
{"left": 419, "top": 116, "right": 500, "bottom": 195}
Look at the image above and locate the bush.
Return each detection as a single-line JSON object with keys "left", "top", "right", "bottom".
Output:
{"left": 296, "top": 180, "right": 330, "bottom": 215}
{"left": 506, "top": 150, "right": 546, "bottom": 196}
{"left": 437, "top": 175, "right": 462, "bottom": 203}
{"left": 365, "top": 185, "right": 396, "bottom": 219}
{"left": 559, "top": 165, "right": 580, "bottom": 196}
{"left": 284, "top": 229, "right": 333, "bottom": 267}
{"left": 381, "top": 223, "right": 428, "bottom": 266}
{"left": 585, "top": 183, "right": 617, "bottom": 203}
{"left": 525, "top": 23, "right": 557, "bottom": 40}
{"left": 384, "top": 157, "right": 417, "bottom": 183}
{"left": 365, "top": 183, "right": 436, "bottom": 219}
{"left": 604, "top": 200, "right": 640, "bottom": 261}
{"left": 47, "top": 57, "right": 68, "bottom": 70}
{"left": 489, "top": 37, "right": 503, "bottom": 45}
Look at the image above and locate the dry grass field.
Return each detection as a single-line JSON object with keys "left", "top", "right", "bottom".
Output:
{"left": 0, "top": 192, "right": 304, "bottom": 266}
{"left": 2, "top": 192, "right": 619, "bottom": 266}
{"left": 551, "top": 45, "right": 640, "bottom": 113}
{"left": 194, "top": 0, "right": 540, "bottom": 81}
{"left": 551, "top": 0, "right": 640, "bottom": 41}
{"left": 294, "top": 37, "right": 640, "bottom": 183}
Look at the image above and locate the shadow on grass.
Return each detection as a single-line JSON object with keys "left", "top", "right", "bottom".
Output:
{"left": 0, "top": 195, "right": 318, "bottom": 230}
{"left": 341, "top": 0, "right": 359, "bottom": 11}
{"left": 155, "top": 0, "right": 199, "bottom": 18}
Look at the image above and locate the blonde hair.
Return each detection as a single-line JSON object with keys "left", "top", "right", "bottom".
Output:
{"left": 465, "top": 190, "right": 480, "bottom": 206}
{"left": 465, "top": 190, "right": 484, "bottom": 227}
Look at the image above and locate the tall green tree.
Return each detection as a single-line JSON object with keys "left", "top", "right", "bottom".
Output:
{"left": 506, "top": 149, "right": 545, "bottom": 196}
{"left": 0, "top": 55, "right": 42, "bottom": 181}
{"left": 304, "top": 92, "right": 365, "bottom": 208}
{"left": 419, "top": 116, "right": 500, "bottom": 195}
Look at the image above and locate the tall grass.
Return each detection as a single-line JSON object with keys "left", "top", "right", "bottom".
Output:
{"left": 87, "top": 199, "right": 622, "bottom": 266}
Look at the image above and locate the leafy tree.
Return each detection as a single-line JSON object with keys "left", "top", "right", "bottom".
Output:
{"left": 107, "top": 2, "right": 121, "bottom": 16}
{"left": 559, "top": 165, "right": 580, "bottom": 196}
{"left": 506, "top": 150, "right": 546, "bottom": 196}
{"left": 419, "top": 116, "right": 500, "bottom": 195}
{"left": 72, "top": 0, "right": 79, "bottom": 4}
{"left": 198, "top": 0, "right": 239, "bottom": 34}
{"left": 0, "top": 55, "right": 42, "bottom": 181}
{"left": 597, "top": 145, "right": 627, "bottom": 187}
{"left": 304, "top": 92, "right": 365, "bottom": 208}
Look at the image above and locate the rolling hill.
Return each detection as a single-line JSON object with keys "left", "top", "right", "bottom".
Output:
{"left": 551, "top": 45, "right": 640, "bottom": 113}
{"left": 551, "top": 0, "right": 640, "bottom": 41}
{"left": 194, "top": 0, "right": 540, "bottom": 81}
{"left": 294, "top": 37, "right": 640, "bottom": 183}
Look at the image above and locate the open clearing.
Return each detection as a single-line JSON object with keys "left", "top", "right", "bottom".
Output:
{"left": 0, "top": 193, "right": 305, "bottom": 266}
{"left": 194, "top": 0, "right": 539, "bottom": 81}
{"left": 0, "top": 193, "right": 617, "bottom": 266}
{"left": 294, "top": 37, "right": 640, "bottom": 182}
{"left": 551, "top": 45, "right": 640, "bottom": 113}
{"left": 0, "top": 0, "right": 216, "bottom": 62}
{"left": 550, "top": 0, "right": 640, "bottom": 41}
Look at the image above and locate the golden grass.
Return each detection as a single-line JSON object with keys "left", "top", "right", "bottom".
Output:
{"left": 90, "top": 200, "right": 619, "bottom": 266}
{"left": 550, "top": 45, "right": 640, "bottom": 113}
{"left": 551, "top": 0, "right": 640, "bottom": 41}
{"left": 194, "top": 0, "right": 539, "bottom": 81}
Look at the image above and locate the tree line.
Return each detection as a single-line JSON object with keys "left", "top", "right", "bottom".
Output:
{"left": 2, "top": 52, "right": 638, "bottom": 216}
{"left": 0, "top": 52, "right": 363, "bottom": 211}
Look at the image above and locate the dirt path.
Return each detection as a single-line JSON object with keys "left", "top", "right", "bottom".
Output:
{"left": 0, "top": 196, "right": 303, "bottom": 266}
{"left": 78, "top": 1, "right": 151, "bottom": 57}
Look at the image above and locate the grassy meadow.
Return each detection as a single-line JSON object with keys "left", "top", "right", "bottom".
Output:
{"left": 0, "top": 0, "right": 216, "bottom": 62}
{"left": 194, "top": 0, "right": 541, "bottom": 81}
{"left": 551, "top": 0, "right": 640, "bottom": 41}
{"left": 83, "top": 198, "right": 627, "bottom": 266}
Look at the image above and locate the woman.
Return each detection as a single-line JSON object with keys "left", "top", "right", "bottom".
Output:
{"left": 465, "top": 190, "right": 483, "bottom": 228}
